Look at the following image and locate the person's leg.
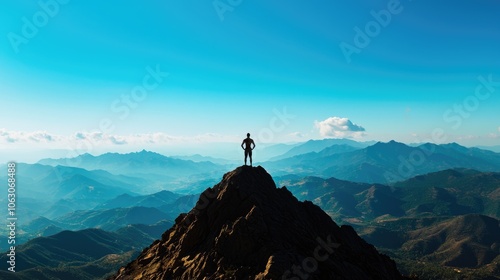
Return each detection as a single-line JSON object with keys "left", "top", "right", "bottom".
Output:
{"left": 244, "top": 150, "right": 248, "bottom": 165}
{"left": 249, "top": 150, "right": 253, "bottom": 166}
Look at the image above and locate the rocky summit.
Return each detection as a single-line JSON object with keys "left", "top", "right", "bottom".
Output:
{"left": 111, "top": 166, "right": 404, "bottom": 279}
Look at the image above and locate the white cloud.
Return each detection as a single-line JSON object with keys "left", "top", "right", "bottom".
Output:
{"left": 0, "top": 129, "right": 239, "bottom": 147}
{"left": 288, "top": 132, "right": 305, "bottom": 139}
{"left": 0, "top": 129, "right": 60, "bottom": 143}
{"left": 314, "top": 117, "right": 366, "bottom": 138}
{"left": 109, "top": 135, "right": 127, "bottom": 145}
{"left": 498, "top": 126, "right": 500, "bottom": 133}
{"left": 487, "top": 133, "right": 498, "bottom": 139}
{"left": 457, "top": 135, "right": 480, "bottom": 141}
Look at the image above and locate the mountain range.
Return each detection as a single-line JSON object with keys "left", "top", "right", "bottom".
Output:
{"left": 54, "top": 206, "right": 170, "bottom": 231}
{"left": 281, "top": 168, "right": 500, "bottom": 223}
{"left": 278, "top": 168, "right": 500, "bottom": 277}
{"left": 360, "top": 214, "right": 500, "bottom": 278}
{"left": 12, "top": 163, "right": 140, "bottom": 200}
{"left": 401, "top": 214, "right": 499, "bottom": 268}
{"left": 0, "top": 188, "right": 196, "bottom": 251}
{"left": 38, "top": 150, "right": 224, "bottom": 181}
{"left": 94, "top": 190, "right": 179, "bottom": 210}
{"left": 0, "top": 228, "right": 152, "bottom": 280}
{"left": 267, "top": 141, "right": 500, "bottom": 184}
{"left": 267, "top": 138, "right": 372, "bottom": 161}
{"left": 33, "top": 140, "right": 500, "bottom": 188}
{"left": 2, "top": 138, "right": 499, "bottom": 279}
{"left": 112, "top": 166, "right": 405, "bottom": 279}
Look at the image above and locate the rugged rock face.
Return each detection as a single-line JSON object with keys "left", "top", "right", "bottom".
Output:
{"left": 112, "top": 166, "right": 404, "bottom": 279}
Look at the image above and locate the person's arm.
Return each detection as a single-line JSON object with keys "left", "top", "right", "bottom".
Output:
{"left": 241, "top": 140, "right": 245, "bottom": 150}
{"left": 251, "top": 140, "right": 255, "bottom": 150}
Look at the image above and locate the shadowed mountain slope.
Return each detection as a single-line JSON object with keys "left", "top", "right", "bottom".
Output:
{"left": 112, "top": 166, "right": 404, "bottom": 279}
{"left": 402, "top": 214, "right": 500, "bottom": 268}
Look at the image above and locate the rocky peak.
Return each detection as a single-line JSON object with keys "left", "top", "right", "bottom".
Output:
{"left": 112, "top": 166, "right": 404, "bottom": 279}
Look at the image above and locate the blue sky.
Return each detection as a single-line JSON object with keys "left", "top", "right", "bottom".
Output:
{"left": 1, "top": 0, "right": 500, "bottom": 160}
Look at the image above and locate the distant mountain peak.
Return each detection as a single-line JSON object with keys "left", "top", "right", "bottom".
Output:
{"left": 386, "top": 140, "right": 404, "bottom": 146}
{"left": 369, "top": 140, "right": 409, "bottom": 151}
{"left": 37, "top": 149, "right": 223, "bottom": 181}
{"left": 135, "top": 149, "right": 157, "bottom": 155}
{"left": 80, "top": 153, "right": 96, "bottom": 158}
{"left": 112, "top": 166, "right": 404, "bottom": 279}
{"left": 372, "top": 140, "right": 399, "bottom": 146}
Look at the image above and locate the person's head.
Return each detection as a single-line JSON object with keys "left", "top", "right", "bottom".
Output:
{"left": 247, "top": 133, "right": 250, "bottom": 137}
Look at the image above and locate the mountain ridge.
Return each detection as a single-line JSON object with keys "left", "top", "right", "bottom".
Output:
{"left": 281, "top": 168, "right": 500, "bottom": 223}
{"left": 38, "top": 150, "right": 224, "bottom": 179}
{"left": 402, "top": 214, "right": 499, "bottom": 268}
{"left": 112, "top": 166, "right": 404, "bottom": 279}
{"left": 267, "top": 141, "right": 500, "bottom": 184}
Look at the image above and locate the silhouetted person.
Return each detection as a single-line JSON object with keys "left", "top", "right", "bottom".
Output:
{"left": 241, "top": 133, "right": 255, "bottom": 166}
